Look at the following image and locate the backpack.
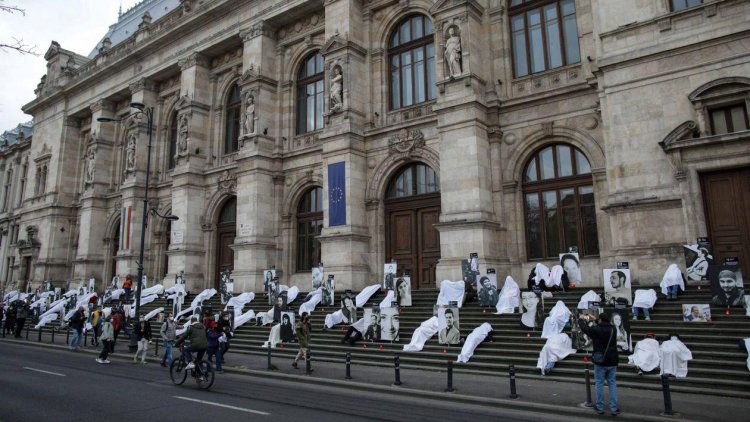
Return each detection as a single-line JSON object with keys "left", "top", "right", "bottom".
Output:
{"left": 112, "top": 313, "right": 122, "bottom": 330}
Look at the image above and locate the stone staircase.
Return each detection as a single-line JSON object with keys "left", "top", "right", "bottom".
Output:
{"left": 24, "top": 286, "right": 750, "bottom": 398}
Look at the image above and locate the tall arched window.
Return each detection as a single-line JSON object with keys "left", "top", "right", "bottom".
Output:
{"left": 168, "top": 113, "right": 177, "bottom": 170}
{"left": 523, "top": 143, "right": 598, "bottom": 259}
{"left": 224, "top": 84, "right": 242, "bottom": 154}
{"left": 386, "top": 163, "right": 440, "bottom": 198}
{"left": 388, "top": 15, "right": 436, "bottom": 110}
{"left": 296, "top": 187, "right": 323, "bottom": 271}
{"left": 296, "top": 52, "right": 325, "bottom": 135}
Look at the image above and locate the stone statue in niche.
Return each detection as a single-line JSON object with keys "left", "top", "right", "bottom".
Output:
{"left": 125, "top": 133, "right": 137, "bottom": 174}
{"left": 243, "top": 94, "right": 256, "bottom": 136}
{"left": 84, "top": 145, "right": 96, "bottom": 187}
{"left": 329, "top": 66, "right": 343, "bottom": 113}
{"left": 177, "top": 113, "right": 189, "bottom": 157}
{"left": 444, "top": 26, "right": 462, "bottom": 78}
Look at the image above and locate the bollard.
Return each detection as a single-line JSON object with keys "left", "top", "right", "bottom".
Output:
{"left": 393, "top": 356, "right": 402, "bottom": 386}
{"left": 446, "top": 360, "right": 455, "bottom": 392}
{"left": 305, "top": 348, "right": 312, "bottom": 374}
{"left": 66, "top": 327, "right": 70, "bottom": 345}
{"left": 154, "top": 338, "right": 160, "bottom": 357}
{"left": 51, "top": 327, "right": 55, "bottom": 344}
{"left": 84, "top": 329, "right": 88, "bottom": 346}
{"left": 661, "top": 375, "right": 675, "bottom": 416}
{"left": 508, "top": 364, "right": 519, "bottom": 399}
{"left": 38, "top": 327, "right": 42, "bottom": 342}
{"left": 267, "top": 346, "right": 272, "bottom": 370}
{"left": 26, "top": 323, "right": 30, "bottom": 340}
{"left": 345, "top": 352, "right": 352, "bottom": 380}
{"left": 579, "top": 365, "right": 594, "bottom": 408}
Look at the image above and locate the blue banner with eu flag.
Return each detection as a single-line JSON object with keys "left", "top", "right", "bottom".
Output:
{"left": 328, "top": 161, "right": 346, "bottom": 226}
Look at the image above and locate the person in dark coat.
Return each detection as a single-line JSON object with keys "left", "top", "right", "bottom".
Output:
{"left": 69, "top": 306, "right": 86, "bottom": 351}
{"left": 14, "top": 300, "right": 29, "bottom": 338}
{"left": 579, "top": 313, "right": 620, "bottom": 416}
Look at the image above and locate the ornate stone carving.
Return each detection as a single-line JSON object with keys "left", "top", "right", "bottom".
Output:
{"left": 218, "top": 170, "right": 236, "bottom": 192}
{"left": 178, "top": 52, "right": 208, "bottom": 70}
{"left": 388, "top": 129, "right": 425, "bottom": 156}
{"left": 176, "top": 112, "right": 190, "bottom": 160}
{"left": 84, "top": 144, "right": 97, "bottom": 189}
{"left": 328, "top": 65, "right": 343, "bottom": 114}
{"left": 541, "top": 121, "right": 554, "bottom": 136}
{"left": 444, "top": 26, "right": 462, "bottom": 78}
{"left": 241, "top": 21, "right": 273, "bottom": 42}
{"left": 243, "top": 92, "right": 256, "bottom": 136}
{"left": 276, "top": 13, "right": 323, "bottom": 42}
{"left": 124, "top": 132, "right": 137, "bottom": 175}
{"left": 89, "top": 99, "right": 113, "bottom": 114}
{"left": 128, "top": 78, "right": 157, "bottom": 94}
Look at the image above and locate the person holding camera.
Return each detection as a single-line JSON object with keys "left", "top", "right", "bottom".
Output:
{"left": 579, "top": 313, "right": 620, "bottom": 416}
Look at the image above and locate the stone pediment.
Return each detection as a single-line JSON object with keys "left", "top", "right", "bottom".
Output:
{"left": 44, "top": 41, "right": 61, "bottom": 61}
{"left": 320, "top": 34, "right": 366, "bottom": 57}
{"left": 429, "top": 0, "right": 484, "bottom": 16}
{"left": 658, "top": 121, "right": 700, "bottom": 151}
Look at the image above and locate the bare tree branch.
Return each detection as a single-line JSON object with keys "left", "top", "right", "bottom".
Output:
{"left": 0, "top": 2, "right": 38, "bottom": 55}
{"left": 0, "top": 3, "right": 26, "bottom": 16}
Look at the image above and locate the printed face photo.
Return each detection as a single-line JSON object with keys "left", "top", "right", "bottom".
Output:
{"left": 438, "top": 307, "right": 460, "bottom": 345}
{"left": 321, "top": 276, "right": 335, "bottom": 306}
{"left": 363, "top": 308, "right": 381, "bottom": 341}
{"left": 383, "top": 263, "right": 397, "bottom": 290}
{"left": 572, "top": 309, "right": 599, "bottom": 351}
{"left": 682, "top": 304, "right": 711, "bottom": 322}
{"left": 477, "top": 273, "right": 499, "bottom": 307}
{"left": 559, "top": 253, "right": 581, "bottom": 283}
{"left": 744, "top": 295, "right": 750, "bottom": 316}
{"left": 311, "top": 266, "right": 323, "bottom": 289}
{"left": 603, "top": 269, "right": 632, "bottom": 305}
{"left": 380, "top": 307, "right": 400, "bottom": 341}
{"left": 279, "top": 311, "right": 296, "bottom": 342}
{"left": 606, "top": 309, "right": 631, "bottom": 352}
{"left": 395, "top": 277, "right": 412, "bottom": 307}
{"left": 461, "top": 260, "right": 476, "bottom": 285}
{"left": 683, "top": 244, "right": 713, "bottom": 282}
{"left": 708, "top": 266, "right": 745, "bottom": 307}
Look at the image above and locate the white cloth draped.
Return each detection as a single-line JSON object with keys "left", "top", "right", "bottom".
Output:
{"left": 144, "top": 307, "right": 164, "bottom": 321}
{"left": 403, "top": 316, "right": 439, "bottom": 352}
{"left": 109, "top": 289, "right": 125, "bottom": 301}
{"left": 521, "top": 292, "right": 540, "bottom": 328}
{"left": 628, "top": 338, "right": 661, "bottom": 372}
{"left": 3, "top": 290, "right": 20, "bottom": 303}
{"left": 233, "top": 309, "right": 256, "bottom": 329}
{"left": 437, "top": 280, "right": 465, "bottom": 308}
{"left": 29, "top": 292, "right": 55, "bottom": 310}
{"left": 224, "top": 292, "right": 255, "bottom": 314}
{"left": 257, "top": 308, "right": 275, "bottom": 325}
{"left": 660, "top": 264, "right": 685, "bottom": 295}
{"left": 379, "top": 290, "right": 396, "bottom": 309}
{"left": 324, "top": 310, "right": 345, "bottom": 328}
{"left": 140, "top": 284, "right": 164, "bottom": 297}
{"left": 351, "top": 318, "right": 367, "bottom": 333}
{"left": 533, "top": 263, "right": 551, "bottom": 286}
{"left": 299, "top": 290, "right": 322, "bottom": 316}
{"left": 633, "top": 289, "right": 657, "bottom": 309}
{"left": 34, "top": 313, "right": 60, "bottom": 329}
{"left": 164, "top": 284, "right": 184, "bottom": 301}
{"left": 495, "top": 276, "right": 520, "bottom": 315}
{"left": 355, "top": 284, "right": 381, "bottom": 307}
{"left": 542, "top": 301, "right": 571, "bottom": 339}
{"left": 745, "top": 338, "right": 750, "bottom": 372}
{"left": 546, "top": 265, "right": 565, "bottom": 289}
{"left": 536, "top": 333, "right": 576, "bottom": 373}
{"left": 660, "top": 338, "right": 693, "bottom": 378}
{"left": 190, "top": 288, "right": 217, "bottom": 309}
{"left": 577, "top": 290, "right": 601, "bottom": 310}
{"left": 40, "top": 299, "right": 67, "bottom": 319}
{"left": 262, "top": 324, "right": 281, "bottom": 348}
{"left": 457, "top": 323, "right": 493, "bottom": 363}
{"left": 279, "top": 285, "right": 300, "bottom": 303}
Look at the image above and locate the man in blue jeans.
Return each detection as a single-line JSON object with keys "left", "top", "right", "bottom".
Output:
{"left": 579, "top": 313, "right": 620, "bottom": 416}
{"left": 69, "top": 306, "right": 86, "bottom": 351}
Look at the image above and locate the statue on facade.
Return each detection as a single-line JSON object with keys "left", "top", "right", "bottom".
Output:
{"left": 84, "top": 145, "right": 96, "bottom": 188}
{"left": 177, "top": 113, "right": 189, "bottom": 157}
{"left": 444, "top": 26, "right": 462, "bottom": 78}
{"left": 243, "top": 94, "right": 256, "bottom": 136}
{"left": 329, "top": 66, "right": 343, "bottom": 113}
{"left": 125, "top": 133, "right": 137, "bottom": 173}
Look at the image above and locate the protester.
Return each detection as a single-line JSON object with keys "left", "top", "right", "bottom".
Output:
{"left": 14, "top": 299, "right": 29, "bottom": 338}
{"left": 218, "top": 312, "right": 232, "bottom": 362}
{"left": 628, "top": 333, "right": 660, "bottom": 375}
{"left": 206, "top": 321, "right": 224, "bottom": 373}
{"left": 123, "top": 275, "right": 133, "bottom": 302}
{"left": 89, "top": 307, "right": 102, "bottom": 346}
{"left": 342, "top": 317, "right": 367, "bottom": 346}
{"left": 578, "top": 313, "right": 620, "bottom": 416}
{"left": 111, "top": 306, "right": 123, "bottom": 348}
{"left": 96, "top": 315, "right": 114, "bottom": 364}
{"left": 160, "top": 312, "right": 177, "bottom": 367}
{"left": 174, "top": 315, "right": 208, "bottom": 370}
{"left": 632, "top": 289, "right": 657, "bottom": 321}
{"left": 537, "top": 332, "right": 576, "bottom": 375}
{"left": 660, "top": 264, "right": 685, "bottom": 300}
{"left": 527, "top": 263, "right": 550, "bottom": 292}
{"left": 541, "top": 300, "right": 571, "bottom": 339}
{"left": 3, "top": 304, "right": 14, "bottom": 336}
{"left": 133, "top": 316, "right": 152, "bottom": 364}
{"left": 292, "top": 312, "right": 311, "bottom": 369}
{"left": 69, "top": 306, "right": 86, "bottom": 351}
{"left": 660, "top": 334, "right": 693, "bottom": 378}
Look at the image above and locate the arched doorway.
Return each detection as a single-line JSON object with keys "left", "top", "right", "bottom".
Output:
{"left": 215, "top": 197, "right": 236, "bottom": 289}
{"left": 384, "top": 163, "right": 441, "bottom": 290}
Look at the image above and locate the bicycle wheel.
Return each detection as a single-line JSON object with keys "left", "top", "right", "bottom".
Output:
{"left": 195, "top": 361, "right": 215, "bottom": 390}
{"left": 170, "top": 358, "right": 188, "bottom": 385}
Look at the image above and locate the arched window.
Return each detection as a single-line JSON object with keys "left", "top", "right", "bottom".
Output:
{"left": 386, "top": 163, "right": 440, "bottom": 198}
{"left": 224, "top": 84, "right": 242, "bottom": 154}
{"left": 522, "top": 144, "right": 598, "bottom": 259}
{"left": 296, "top": 187, "right": 323, "bottom": 271}
{"left": 168, "top": 113, "right": 177, "bottom": 170}
{"left": 218, "top": 197, "right": 237, "bottom": 224}
{"left": 388, "top": 15, "right": 436, "bottom": 110}
{"left": 296, "top": 52, "right": 325, "bottom": 134}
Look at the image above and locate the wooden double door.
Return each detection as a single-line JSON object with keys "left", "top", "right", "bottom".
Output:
{"left": 385, "top": 193, "right": 441, "bottom": 290}
{"left": 701, "top": 167, "right": 750, "bottom": 276}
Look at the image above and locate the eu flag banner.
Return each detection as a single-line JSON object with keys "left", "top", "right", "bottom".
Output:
{"left": 328, "top": 161, "right": 346, "bottom": 226}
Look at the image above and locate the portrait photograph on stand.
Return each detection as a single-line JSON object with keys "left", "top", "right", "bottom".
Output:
{"left": 683, "top": 241, "right": 713, "bottom": 283}
{"left": 521, "top": 292, "right": 543, "bottom": 329}
{"left": 571, "top": 307, "right": 599, "bottom": 352}
{"left": 263, "top": 268, "right": 276, "bottom": 293}
{"left": 461, "top": 259, "right": 476, "bottom": 287}
{"left": 384, "top": 262, "right": 397, "bottom": 290}
{"left": 380, "top": 306, "right": 400, "bottom": 341}
{"left": 477, "top": 269, "right": 499, "bottom": 307}
{"left": 268, "top": 277, "right": 280, "bottom": 306}
{"left": 321, "top": 274, "right": 335, "bottom": 306}
{"left": 273, "top": 291, "right": 288, "bottom": 323}
{"left": 279, "top": 311, "right": 296, "bottom": 343}
{"left": 603, "top": 269, "right": 632, "bottom": 306}
{"left": 437, "top": 306, "right": 460, "bottom": 345}
{"left": 708, "top": 265, "right": 744, "bottom": 306}
{"left": 560, "top": 252, "right": 582, "bottom": 285}
{"left": 395, "top": 276, "right": 412, "bottom": 307}
{"left": 682, "top": 304, "right": 712, "bottom": 322}
{"left": 311, "top": 264, "right": 324, "bottom": 290}
{"left": 341, "top": 292, "right": 357, "bottom": 323}
{"left": 604, "top": 308, "right": 631, "bottom": 352}
{"left": 363, "top": 308, "right": 381, "bottom": 341}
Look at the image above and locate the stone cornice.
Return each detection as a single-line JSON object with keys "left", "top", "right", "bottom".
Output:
{"left": 178, "top": 52, "right": 209, "bottom": 70}
{"left": 240, "top": 20, "right": 276, "bottom": 42}
{"left": 128, "top": 78, "right": 158, "bottom": 94}
{"left": 89, "top": 99, "right": 114, "bottom": 114}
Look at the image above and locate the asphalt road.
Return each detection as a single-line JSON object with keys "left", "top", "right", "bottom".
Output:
{"left": 0, "top": 342, "right": 590, "bottom": 422}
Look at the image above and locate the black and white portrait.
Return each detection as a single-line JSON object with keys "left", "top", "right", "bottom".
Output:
{"left": 603, "top": 269, "right": 632, "bottom": 306}
{"left": 461, "top": 259, "right": 476, "bottom": 286}
{"left": 437, "top": 306, "right": 460, "bottom": 345}
{"left": 311, "top": 264, "right": 324, "bottom": 290}
{"left": 571, "top": 308, "right": 599, "bottom": 352}
{"left": 380, "top": 307, "right": 400, "bottom": 341}
{"left": 363, "top": 308, "right": 381, "bottom": 341}
{"left": 683, "top": 243, "right": 713, "bottom": 283}
{"left": 469, "top": 252, "right": 479, "bottom": 273}
{"left": 708, "top": 266, "right": 744, "bottom": 307}
{"left": 263, "top": 268, "right": 276, "bottom": 293}
{"left": 477, "top": 271, "right": 499, "bottom": 307}
{"left": 341, "top": 293, "right": 356, "bottom": 323}
{"left": 321, "top": 275, "right": 335, "bottom": 306}
{"left": 395, "top": 276, "right": 412, "bottom": 307}
{"left": 605, "top": 309, "right": 631, "bottom": 352}
{"left": 520, "top": 292, "right": 541, "bottom": 328}
{"left": 273, "top": 291, "right": 288, "bottom": 323}
{"left": 279, "top": 311, "right": 296, "bottom": 342}
{"left": 383, "top": 262, "right": 397, "bottom": 290}
{"left": 743, "top": 295, "right": 750, "bottom": 316}
{"left": 682, "top": 304, "right": 711, "bottom": 322}
{"left": 268, "top": 277, "right": 279, "bottom": 306}
{"left": 559, "top": 252, "right": 581, "bottom": 285}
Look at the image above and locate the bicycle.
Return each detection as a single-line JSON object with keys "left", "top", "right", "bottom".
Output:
{"left": 170, "top": 345, "right": 215, "bottom": 390}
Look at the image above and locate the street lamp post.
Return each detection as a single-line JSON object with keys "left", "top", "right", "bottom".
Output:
{"left": 98, "top": 102, "right": 178, "bottom": 331}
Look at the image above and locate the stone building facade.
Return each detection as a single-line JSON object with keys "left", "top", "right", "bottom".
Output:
{"left": 3, "top": 0, "right": 748, "bottom": 294}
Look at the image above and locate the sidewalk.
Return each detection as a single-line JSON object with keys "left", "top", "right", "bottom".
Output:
{"left": 4, "top": 331, "right": 743, "bottom": 421}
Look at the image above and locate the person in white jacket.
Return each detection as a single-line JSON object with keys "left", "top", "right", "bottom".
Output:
{"left": 660, "top": 334, "right": 693, "bottom": 378}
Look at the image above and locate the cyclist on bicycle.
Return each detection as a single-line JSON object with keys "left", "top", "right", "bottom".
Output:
{"left": 174, "top": 315, "right": 208, "bottom": 370}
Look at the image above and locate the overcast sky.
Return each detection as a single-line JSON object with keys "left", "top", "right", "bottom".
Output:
{"left": 0, "top": 0, "right": 141, "bottom": 131}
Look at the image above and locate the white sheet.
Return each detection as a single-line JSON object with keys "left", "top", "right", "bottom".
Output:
{"left": 34, "top": 313, "right": 59, "bottom": 329}
{"left": 190, "top": 288, "right": 217, "bottom": 309}
{"left": 356, "top": 284, "right": 381, "bottom": 307}
{"left": 546, "top": 265, "right": 564, "bottom": 289}
{"left": 745, "top": 338, "right": 750, "bottom": 372}
{"left": 628, "top": 338, "right": 660, "bottom": 372}
{"left": 495, "top": 276, "right": 520, "bottom": 315}
{"left": 324, "top": 310, "right": 345, "bottom": 328}
{"left": 379, "top": 290, "right": 396, "bottom": 309}
{"left": 533, "top": 263, "right": 551, "bottom": 286}
{"left": 109, "top": 288, "right": 125, "bottom": 301}
{"left": 224, "top": 292, "right": 255, "bottom": 314}
{"left": 261, "top": 323, "right": 281, "bottom": 348}
{"left": 577, "top": 290, "right": 601, "bottom": 310}
{"left": 140, "top": 284, "right": 164, "bottom": 297}
{"left": 633, "top": 289, "right": 657, "bottom": 309}
{"left": 457, "top": 323, "right": 492, "bottom": 363}
{"left": 351, "top": 317, "right": 367, "bottom": 333}
{"left": 536, "top": 333, "right": 576, "bottom": 373}
{"left": 233, "top": 309, "right": 257, "bottom": 329}
{"left": 403, "top": 316, "right": 439, "bottom": 352}
{"left": 144, "top": 307, "right": 164, "bottom": 321}
{"left": 164, "top": 284, "right": 184, "bottom": 301}
{"left": 660, "top": 337, "right": 693, "bottom": 378}
{"left": 257, "top": 308, "right": 275, "bottom": 325}
{"left": 521, "top": 292, "right": 540, "bottom": 328}
{"left": 279, "top": 285, "right": 300, "bottom": 303}
{"left": 541, "top": 301, "right": 571, "bottom": 339}
{"left": 299, "top": 290, "right": 322, "bottom": 316}
{"left": 437, "top": 280, "right": 465, "bottom": 308}
{"left": 660, "top": 264, "right": 685, "bottom": 296}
